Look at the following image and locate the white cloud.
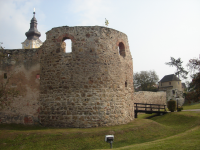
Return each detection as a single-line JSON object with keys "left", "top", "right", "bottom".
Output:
{"left": 69, "top": 0, "right": 113, "bottom": 26}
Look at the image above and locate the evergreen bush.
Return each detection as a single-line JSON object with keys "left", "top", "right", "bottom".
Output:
{"left": 167, "top": 99, "right": 177, "bottom": 112}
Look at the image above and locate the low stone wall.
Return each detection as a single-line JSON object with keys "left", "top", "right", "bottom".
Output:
{"left": 133, "top": 91, "right": 166, "bottom": 105}
{"left": 176, "top": 98, "right": 185, "bottom": 106}
{"left": 0, "top": 112, "right": 38, "bottom": 124}
{"left": 0, "top": 91, "right": 167, "bottom": 126}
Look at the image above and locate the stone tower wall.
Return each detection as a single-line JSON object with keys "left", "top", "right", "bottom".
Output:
{"left": 39, "top": 26, "right": 134, "bottom": 127}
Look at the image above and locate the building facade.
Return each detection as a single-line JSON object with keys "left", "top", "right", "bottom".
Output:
{"left": 158, "top": 74, "right": 185, "bottom": 106}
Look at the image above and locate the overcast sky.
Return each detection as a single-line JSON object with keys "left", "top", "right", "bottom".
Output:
{"left": 0, "top": 0, "right": 200, "bottom": 83}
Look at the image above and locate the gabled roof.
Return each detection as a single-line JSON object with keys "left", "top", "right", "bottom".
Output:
{"left": 159, "top": 74, "right": 181, "bottom": 83}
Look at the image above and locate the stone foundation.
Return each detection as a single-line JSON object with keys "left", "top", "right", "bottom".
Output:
{"left": 0, "top": 113, "right": 38, "bottom": 125}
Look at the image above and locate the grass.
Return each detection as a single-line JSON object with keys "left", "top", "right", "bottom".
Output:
{"left": 111, "top": 126, "right": 200, "bottom": 150}
{"left": 183, "top": 102, "right": 200, "bottom": 110}
{"left": 0, "top": 103, "right": 200, "bottom": 150}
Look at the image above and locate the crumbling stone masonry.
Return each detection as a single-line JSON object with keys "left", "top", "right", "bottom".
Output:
{"left": 0, "top": 49, "right": 41, "bottom": 124}
{"left": 0, "top": 26, "right": 168, "bottom": 127}
{"left": 133, "top": 91, "right": 166, "bottom": 105}
{"left": 39, "top": 26, "right": 134, "bottom": 127}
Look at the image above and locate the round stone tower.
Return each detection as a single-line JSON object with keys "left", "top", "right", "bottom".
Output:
{"left": 39, "top": 26, "right": 134, "bottom": 127}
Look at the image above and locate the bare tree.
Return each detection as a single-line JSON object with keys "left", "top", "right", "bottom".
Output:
{"left": 187, "top": 58, "right": 200, "bottom": 73}
{"left": 165, "top": 57, "right": 188, "bottom": 79}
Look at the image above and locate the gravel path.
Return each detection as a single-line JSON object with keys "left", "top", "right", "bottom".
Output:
{"left": 182, "top": 109, "right": 200, "bottom": 112}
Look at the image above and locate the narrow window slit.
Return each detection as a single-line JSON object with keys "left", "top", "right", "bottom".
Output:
{"left": 4, "top": 73, "right": 7, "bottom": 79}
{"left": 125, "top": 81, "right": 127, "bottom": 87}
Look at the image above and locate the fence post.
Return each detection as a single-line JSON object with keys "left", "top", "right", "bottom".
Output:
{"left": 135, "top": 103, "right": 138, "bottom": 118}
{"left": 145, "top": 103, "right": 146, "bottom": 111}
{"left": 135, "top": 112, "right": 138, "bottom": 118}
{"left": 177, "top": 100, "right": 178, "bottom": 112}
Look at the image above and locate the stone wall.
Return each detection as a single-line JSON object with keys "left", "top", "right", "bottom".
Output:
{"left": 133, "top": 91, "right": 166, "bottom": 105}
{"left": 0, "top": 113, "right": 36, "bottom": 124}
{"left": 0, "top": 26, "right": 135, "bottom": 127}
{"left": 0, "top": 49, "right": 41, "bottom": 124}
{"left": 166, "top": 89, "right": 185, "bottom": 106}
{"left": 39, "top": 26, "right": 134, "bottom": 127}
{"left": 176, "top": 98, "right": 185, "bottom": 106}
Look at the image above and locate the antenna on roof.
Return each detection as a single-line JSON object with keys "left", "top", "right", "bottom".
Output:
{"left": 33, "top": 8, "right": 35, "bottom": 17}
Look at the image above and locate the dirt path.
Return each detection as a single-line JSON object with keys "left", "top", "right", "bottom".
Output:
{"left": 182, "top": 109, "right": 200, "bottom": 112}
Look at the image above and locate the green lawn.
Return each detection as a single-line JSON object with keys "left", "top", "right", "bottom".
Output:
{"left": 183, "top": 102, "right": 200, "bottom": 110}
{"left": 112, "top": 126, "right": 200, "bottom": 150}
{"left": 0, "top": 104, "right": 200, "bottom": 150}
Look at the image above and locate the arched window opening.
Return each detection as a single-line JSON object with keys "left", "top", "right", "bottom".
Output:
{"left": 62, "top": 38, "right": 72, "bottom": 53}
{"left": 118, "top": 42, "right": 125, "bottom": 57}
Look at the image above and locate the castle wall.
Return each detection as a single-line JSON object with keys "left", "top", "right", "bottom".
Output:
{"left": 0, "top": 49, "right": 41, "bottom": 124}
{"left": 39, "top": 26, "right": 134, "bottom": 127}
{"left": 133, "top": 91, "right": 166, "bottom": 105}
{"left": 159, "top": 80, "right": 185, "bottom": 106}
{"left": 0, "top": 26, "right": 167, "bottom": 127}
{"left": 166, "top": 89, "right": 185, "bottom": 106}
